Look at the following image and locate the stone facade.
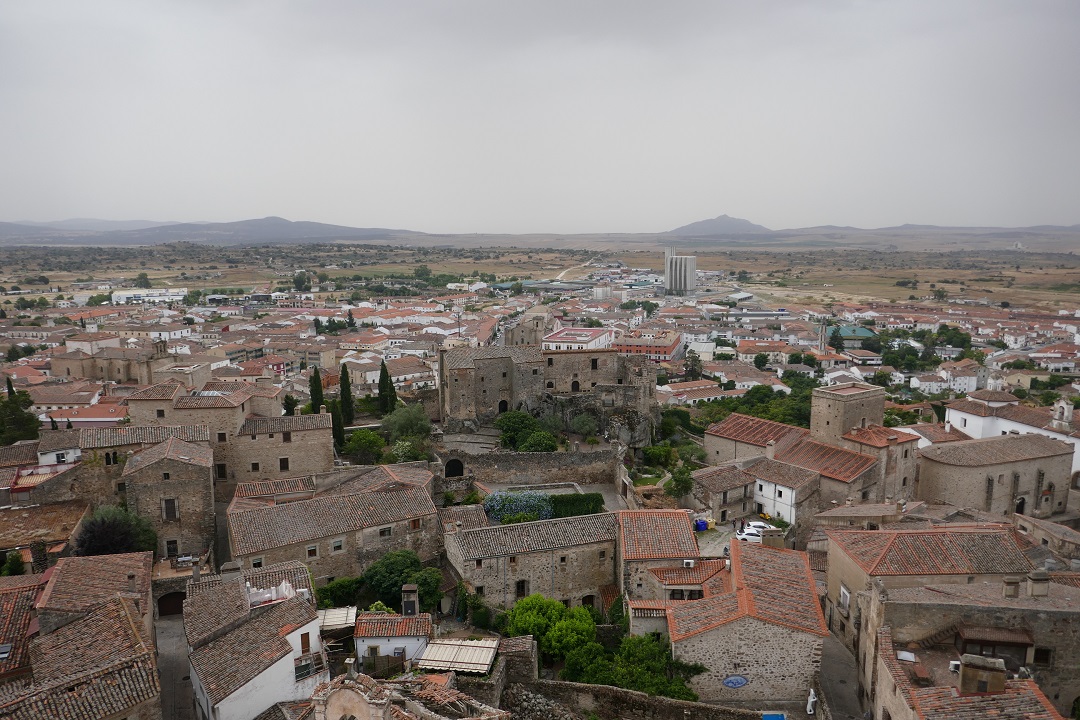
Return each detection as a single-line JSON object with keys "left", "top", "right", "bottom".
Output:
{"left": 124, "top": 448, "right": 215, "bottom": 561}
{"left": 444, "top": 515, "right": 619, "bottom": 610}
{"left": 436, "top": 446, "right": 621, "bottom": 491}
{"left": 916, "top": 435, "right": 1073, "bottom": 518}
{"left": 810, "top": 383, "right": 886, "bottom": 446}
{"left": 511, "top": 680, "right": 762, "bottom": 720}
{"left": 675, "top": 616, "right": 823, "bottom": 703}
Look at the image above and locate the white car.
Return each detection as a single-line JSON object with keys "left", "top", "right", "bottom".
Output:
{"left": 746, "top": 520, "right": 776, "bottom": 532}
{"left": 735, "top": 529, "right": 762, "bottom": 543}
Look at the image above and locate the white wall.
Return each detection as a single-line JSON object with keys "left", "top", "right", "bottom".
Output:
{"left": 355, "top": 633, "right": 429, "bottom": 663}
{"left": 754, "top": 479, "right": 796, "bottom": 523}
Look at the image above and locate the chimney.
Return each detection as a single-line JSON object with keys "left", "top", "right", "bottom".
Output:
{"left": 958, "top": 654, "right": 1006, "bottom": 695}
{"left": 127, "top": 573, "right": 137, "bottom": 593}
{"left": 760, "top": 527, "right": 785, "bottom": 549}
{"left": 192, "top": 564, "right": 201, "bottom": 581}
{"left": 845, "top": 496, "right": 853, "bottom": 507}
{"left": 344, "top": 657, "right": 357, "bottom": 679}
{"left": 945, "top": 421, "right": 952, "bottom": 433}
{"left": 220, "top": 560, "right": 243, "bottom": 583}
{"left": 401, "top": 584, "right": 419, "bottom": 617}
{"left": 319, "top": 404, "right": 327, "bottom": 414}
{"left": 765, "top": 440, "right": 776, "bottom": 460}
{"left": 1002, "top": 576, "right": 1021, "bottom": 598}
{"left": 1027, "top": 568, "right": 1050, "bottom": 598}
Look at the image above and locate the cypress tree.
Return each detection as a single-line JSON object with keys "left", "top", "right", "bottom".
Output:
{"left": 330, "top": 400, "right": 345, "bottom": 448}
{"left": 309, "top": 366, "right": 325, "bottom": 412}
{"left": 50, "top": 416, "right": 58, "bottom": 431}
{"left": 346, "top": 309, "right": 356, "bottom": 328}
{"left": 339, "top": 364, "right": 355, "bottom": 426}
{"left": 378, "top": 361, "right": 397, "bottom": 414}
{"left": 5, "top": 377, "right": 14, "bottom": 399}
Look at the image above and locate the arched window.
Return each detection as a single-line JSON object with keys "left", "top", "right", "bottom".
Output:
{"left": 445, "top": 459, "right": 464, "bottom": 478}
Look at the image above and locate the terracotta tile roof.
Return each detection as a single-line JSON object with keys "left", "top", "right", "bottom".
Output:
{"left": 841, "top": 424, "right": 920, "bottom": 448}
{"left": 967, "top": 389, "right": 1021, "bottom": 403}
{"left": 690, "top": 465, "right": 756, "bottom": 494}
{"left": 827, "top": 527, "right": 1033, "bottom": 577}
{"left": 649, "top": 559, "right": 727, "bottom": 586}
{"left": 189, "top": 596, "right": 317, "bottom": 706}
{"left": 183, "top": 578, "right": 249, "bottom": 648}
{"left": 945, "top": 399, "right": 992, "bottom": 417}
{"left": 705, "top": 413, "right": 807, "bottom": 448}
{"left": 79, "top": 424, "right": 210, "bottom": 448}
{"left": 202, "top": 381, "right": 282, "bottom": 398}
{"left": 439, "top": 504, "right": 489, "bottom": 532}
{"left": 239, "top": 414, "right": 333, "bottom": 435}
{"left": 121, "top": 436, "right": 213, "bottom": 475}
{"left": 918, "top": 434, "right": 1073, "bottom": 466}
{"left": 329, "top": 464, "right": 434, "bottom": 496}
{"left": 126, "top": 379, "right": 186, "bottom": 401}
{"left": 912, "top": 678, "right": 1064, "bottom": 720}
{"left": 452, "top": 513, "right": 618, "bottom": 560}
{"left": 235, "top": 476, "right": 317, "bottom": 498}
{"left": 814, "top": 500, "right": 925, "bottom": 518}
{"left": 35, "top": 552, "right": 152, "bottom": 614}
{"left": 776, "top": 438, "right": 877, "bottom": 483}
{"left": 901, "top": 423, "right": 972, "bottom": 444}
{"left": 35, "top": 430, "right": 81, "bottom": 453}
{"left": 0, "top": 501, "right": 89, "bottom": 549}
{"left": 229, "top": 486, "right": 436, "bottom": 556}
{"left": 442, "top": 346, "right": 543, "bottom": 370}
{"left": 0, "top": 576, "right": 43, "bottom": 679}
{"left": 174, "top": 388, "right": 253, "bottom": 408}
{"left": 354, "top": 612, "right": 433, "bottom": 638}
{"left": 667, "top": 541, "right": 826, "bottom": 641}
{"left": 0, "top": 597, "right": 159, "bottom": 720}
{"left": 743, "top": 457, "right": 820, "bottom": 489}
{"left": 618, "top": 510, "right": 699, "bottom": 561}
{"left": 1049, "top": 572, "right": 1080, "bottom": 588}
{"left": 252, "top": 701, "right": 314, "bottom": 720}
{"left": 0, "top": 443, "right": 39, "bottom": 469}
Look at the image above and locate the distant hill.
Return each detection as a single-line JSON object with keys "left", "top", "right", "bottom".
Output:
{"left": 14, "top": 218, "right": 180, "bottom": 232}
{"left": 668, "top": 214, "right": 772, "bottom": 235}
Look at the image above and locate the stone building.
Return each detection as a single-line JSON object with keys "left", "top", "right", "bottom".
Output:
{"left": 228, "top": 485, "right": 438, "bottom": 585}
{"left": 504, "top": 306, "right": 553, "bottom": 347}
{"left": 689, "top": 464, "right": 756, "bottom": 524}
{"left": 665, "top": 541, "right": 828, "bottom": 704}
{"left": 824, "top": 526, "right": 1033, "bottom": 652}
{"left": 437, "top": 345, "right": 657, "bottom": 445}
{"left": 617, "top": 510, "right": 701, "bottom": 601}
{"left": 230, "top": 414, "right": 335, "bottom": 484}
{"left": 916, "top": 434, "right": 1073, "bottom": 518}
{"left": 51, "top": 338, "right": 175, "bottom": 384}
{"left": 444, "top": 513, "right": 619, "bottom": 610}
{"left": 122, "top": 437, "right": 215, "bottom": 561}
{"left": 810, "top": 383, "right": 887, "bottom": 446}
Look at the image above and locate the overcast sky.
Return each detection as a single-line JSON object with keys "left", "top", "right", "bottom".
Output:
{"left": 2, "top": 1, "right": 1078, "bottom": 233}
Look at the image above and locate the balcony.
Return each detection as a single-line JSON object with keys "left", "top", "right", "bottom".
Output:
{"left": 294, "top": 651, "right": 327, "bottom": 682}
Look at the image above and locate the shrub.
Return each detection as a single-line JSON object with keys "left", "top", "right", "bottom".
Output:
{"left": 494, "top": 411, "right": 541, "bottom": 449}
{"left": 550, "top": 493, "right": 605, "bottom": 518}
{"left": 519, "top": 430, "right": 559, "bottom": 452}
{"left": 500, "top": 511, "right": 540, "bottom": 525}
{"left": 483, "top": 491, "right": 553, "bottom": 523}
{"left": 317, "top": 576, "right": 364, "bottom": 609}
{"left": 74, "top": 505, "right": 156, "bottom": 557}
{"left": 569, "top": 413, "right": 598, "bottom": 437}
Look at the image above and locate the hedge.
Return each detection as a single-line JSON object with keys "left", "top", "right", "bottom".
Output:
{"left": 551, "top": 492, "right": 605, "bottom": 518}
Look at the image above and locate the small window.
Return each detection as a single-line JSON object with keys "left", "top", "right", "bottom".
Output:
{"left": 758, "top": 483, "right": 763, "bottom": 492}
{"left": 251, "top": 435, "right": 256, "bottom": 440}
{"left": 410, "top": 518, "right": 421, "bottom": 530}
{"left": 282, "top": 432, "right": 292, "bottom": 443}
{"left": 250, "top": 462, "right": 260, "bottom": 472}
{"left": 560, "top": 556, "right": 567, "bottom": 564}
{"left": 510, "top": 555, "right": 517, "bottom": 565}
{"left": 1033, "top": 647, "right": 1052, "bottom": 665}
{"left": 251, "top": 557, "right": 264, "bottom": 569}
{"left": 903, "top": 449, "right": 909, "bottom": 458}
{"left": 162, "top": 472, "right": 170, "bottom": 481}
{"left": 217, "top": 432, "right": 227, "bottom": 442}
{"left": 306, "top": 545, "right": 318, "bottom": 559}
{"left": 332, "top": 538, "right": 344, "bottom": 553}
{"left": 475, "top": 559, "right": 482, "bottom": 570}
{"left": 591, "top": 358, "right": 598, "bottom": 370}
{"left": 215, "top": 464, "right": 227, "bottom": 480}
{"left": 166, "top": 539, "right": 179, "bottom": 557}
{"left": 547, "top": 357, "right": 553, "bottom": 366}
{"left": 532, "top": 369, "right": 538, "bottom": 375}
{"left": 379, "top": 527, "right": 392, "bottom": 538}
{"left": 599, "top": 550, "right": 606, "bottom": 560}
{"left": 861, "top": 490, "right": 870, "bottom": 500}
{"left": 268, "top": 433, "right": 274, "bottom": 439}
{"left": 156, "top": 409, "right": 165, "bottom": 418}
{"left": 116, "top": 482, "right": 126, "bottom": 493}
{"left": 777, "top": 489, "right": 783, "bottom": 498}
{"left": 502, "top": 372, "right": 507, "bottom": 378}
{"left": 475, "top": 586, "right": 484, "bottom": 596}
{"left": 279, "top": 457, "right": 290, "bottom": 472}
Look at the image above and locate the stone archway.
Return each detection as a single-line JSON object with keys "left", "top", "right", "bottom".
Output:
{"left": 498, "top": 399, "right": 508, "bottom": 413}
{"left": 158, "top": 591, "right": 186, "bottom": 616}
{"left": 571, "top": 380, "right": 581, "bottom": 392}
{"left": 445, "top": 459, "right": 464, "bottom": 478}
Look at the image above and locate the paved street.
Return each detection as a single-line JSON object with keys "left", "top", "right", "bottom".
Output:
{"left": 819, "top": 635, "right": 864, "bottom": 720}
{"left": 157, "top": 615, "right": 196, "bottom": 720}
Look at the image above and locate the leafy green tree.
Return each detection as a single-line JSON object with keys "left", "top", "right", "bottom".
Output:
{"left": 569, "top": 413, "right": 598, "bottom": 438}
{"left": 339, "top": 364, "right": 355, "bottom": 425}
{"left": 388, "top": 438, "right": 426, "bottom": 463}
{"left": 73, "top": 505, "right": 157, "bottom": 557}
{"left": 753, "top": 353, "right": 769, "bottom": 370}
{"left": 407, "top": 566, "right": 443, "bottom": 612}
{"left": 519, "top": 431, "right": 559, "bottom": 452}
{"left": 666, "top": 465, "right": 693, "bottom": 498}
{"left": 0, "top": 390, "right": 39, "bottom": 445}
{"left": 134, "top": 272, "right": 152, "bottom": 288}
{"left": 381, "top": 403, "right": 431, "bottom": 443}
{"left": 315, "top": 576, "right": 364, "bottom": 609}
{"left": 493, "top": 410, "right": 542, "bottom": 449}
{"left": 362, "top": 550, "right": 422, "bottom": 609}
{"left": 1, "top": 550, "right": 25, "bottom": 576}
{"left": 506, "top": 594, "right": 573, "bottom": 657}
{"left": 546, "top": 607, "right": 597, "bottom": 659}
{"left": 829, "top": 326, "right": 846, "bottom": 352}
{"left": 293, "top": 272, "right": 310, "bottom": 292}
{"left": 869, "top": 370, "right": 893, "bottom": 387}
{"left": 377, "top": 361, "right": 397, "bottom": 414}
{"left": 368, "top": 600, "right": 395, "bottom": 613}
{"left": 642, "top": 444, "right": 676, "bottom": 469}
{"left": 413, "top": 265, "right": 432, "bottom": 280}
{"left": 308, "top": 366, "right": 325, "bottom": 412}
{"left": 343, "top": 429, "right": 386, "bottom": 465}
{"left": 283, "top": 394, "right": 299, "bottom": 416}
{"left": 683, "top": 348, "right": 702, "bottom": 380}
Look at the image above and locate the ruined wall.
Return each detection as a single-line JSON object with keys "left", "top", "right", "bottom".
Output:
{"left": 455, "top": 656, "right": 507, "bottom": 708}
{"left": 437, "top": 447, "right": 620, "bottom": 489}
{"left": 508, "top": 681, "right": 762, "bottom": 720}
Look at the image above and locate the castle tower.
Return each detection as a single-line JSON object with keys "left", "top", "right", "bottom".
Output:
{"left": 810, "top": 382, "right": 886, "bottom": 446}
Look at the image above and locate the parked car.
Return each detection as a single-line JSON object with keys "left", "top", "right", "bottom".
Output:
{"left": 735, "top": 529, "right": 762, "bottom": 543}
{"left": 745, "top": 520, "right": 776, "bottom": 532}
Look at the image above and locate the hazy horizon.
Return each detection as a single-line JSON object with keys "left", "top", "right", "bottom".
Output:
{"left": 2, "top": 1, "right": 1078, "bottom": 234}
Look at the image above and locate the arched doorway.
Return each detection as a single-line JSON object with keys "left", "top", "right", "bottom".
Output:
{"left": 158, "top": 591, "right": 186, "bottom": 616}
{"left": 571, "top": 380, "right": 581, "bottom": 392}
{"left": 1015, "top": 496, "right": 1025, "bottom": 515}
{"left": 445, "top": 459, "right": 464, "bottom": 478}
{"left": 498, "top": 399, "right": 508, "bottom": 413}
